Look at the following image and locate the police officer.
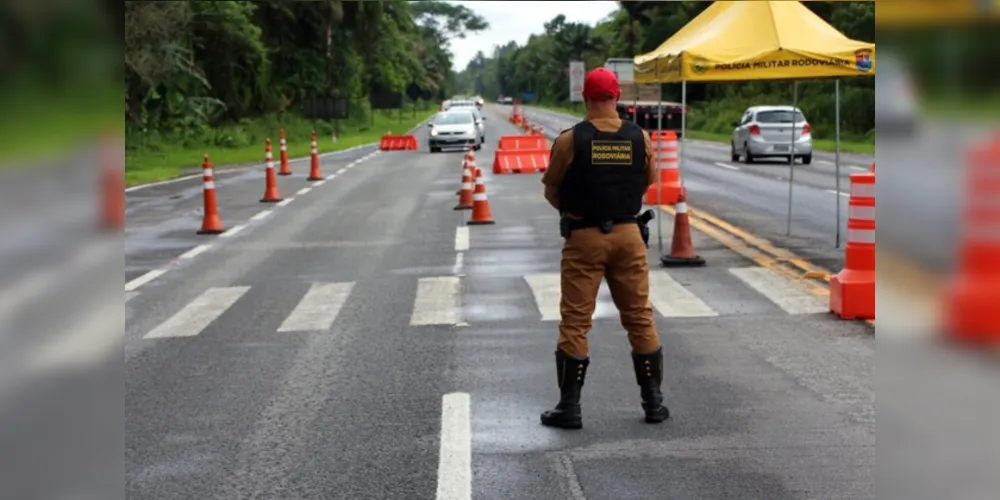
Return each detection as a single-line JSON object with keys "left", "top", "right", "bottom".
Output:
{"left": 539, "top": 67, "right": 669, "bottom": 429}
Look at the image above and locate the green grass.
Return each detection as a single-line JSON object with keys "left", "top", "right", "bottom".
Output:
{"left": 920, "top": 93, "right": 1000, "bottom": 122}
{"left": 530, "top": 103, "right": 875, "bottom": 155}
{"left": 0, "top": 84, "right": 122, "bottom": 166}
{"left": 125, "top": 109, "right": 437, "bottom": 186}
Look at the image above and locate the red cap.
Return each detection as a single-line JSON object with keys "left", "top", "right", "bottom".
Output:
{"left": 583, "top": 68, "right": 620, "bottom": 101}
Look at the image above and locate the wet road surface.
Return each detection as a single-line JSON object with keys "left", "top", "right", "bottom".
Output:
{"left": 124, "top": 112, "right": 874, "bottom": 499}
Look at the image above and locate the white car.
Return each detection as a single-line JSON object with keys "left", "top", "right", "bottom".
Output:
{"left": 730, "top": 105, "right": 813, "bottom": 165}
{"left": 427, "top": 110, "right": 484, "bottom": 153}
{"left": 875, "top": 53, "right": 918, "bottom": 136}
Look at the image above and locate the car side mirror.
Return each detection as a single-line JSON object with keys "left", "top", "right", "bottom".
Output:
{"left": 427, "top": 122, "right": 434, "bottom": 128}
{"left": 481, "top": 116, "right": 487, "bottom": 121}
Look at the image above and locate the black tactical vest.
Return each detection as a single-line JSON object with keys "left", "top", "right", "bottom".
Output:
{"left": 559, "top": 120, "right": 647, "bottom": 220}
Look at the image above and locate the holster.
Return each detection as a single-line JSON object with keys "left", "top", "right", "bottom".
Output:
{"left": 637, "top": 209, "right": 655, "bottom": 248}
{"left": 560, "top": 212, "right": 650, "bottom": 240}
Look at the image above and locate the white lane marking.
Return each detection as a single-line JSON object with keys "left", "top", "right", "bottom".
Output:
{"left": 251, "top": 210, "right": 272, "bottom": 221}
{"left": 277, "top": 198, "right": 294, "bottom": 207}
{"left": 313, "top": 180, "right": 326, "bottom": 187}
{"left": 220, "top": 224, "right": 246, "bottom": 238}
{"left": 849, "top": 165, "right": 869, "bottom": 172}
{"left": 648, "top": 271, "right": 718, "bottom": 317}
{"left": 296, "top": 187, "right": 312, "bottom": 196}
{"left": 411, "top": 276, "right": 462, "bottom": 326}
{"left": 125, "top": 269, "right": 167, "bottom": 292}
{"left": 452, "top": 252, "right": 465, "bottom": 276}
{"left": 277, "top": 282, "right": 354, "bottom": 333}
{"left": 714, "top": 162, "right": 741, "bottom": 171}
{"left": 179, "top": 244, "right": 212, "bottom": 260}
{"left": 125, "top": 292, "right": 139, "bottom": 304}
{"left": 143, "top": 286, "right": 250, "bottom": 339}
{"left": 728, "top": 267, "right": 827, "bottom": 315}
{"left": 325, "top": 174, "right": 338, "bottom": 180}
{"left": 336, "top": 168, "right": 348, "bottom": 175}
{"left": 454, "top": 226, "right": 470, "bottom": 252}
{"left": 436, "top": 393, "right": 472, "bottom": 500}
{"left": 826, "top": 190, "right": 850, "bottom": 197}
{"left": 817, "top": 160, "right": 833, "bottom": 165}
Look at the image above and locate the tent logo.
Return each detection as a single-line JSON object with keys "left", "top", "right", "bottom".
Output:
{"left": 854, "top": 49, "right": 872, "bottom": 73}
{"left": 691, "top": 57, "right": 710, "bottom": 74}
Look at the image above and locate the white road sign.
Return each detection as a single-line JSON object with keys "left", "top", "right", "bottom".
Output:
{"left": 569, "top": 61, "right": 585, "bottom": 102}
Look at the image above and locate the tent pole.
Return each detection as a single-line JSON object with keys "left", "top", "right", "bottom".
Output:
{"left": 834, "top": 79, "right": 842, "bottom": 249}
{"left": 655, "top": 67, "right": 664, "bottom": 254}
{"left": 680, "top": 80, "right": 687, "bottom": 188}
{"left": 785, "top": 81, "right": 798, "bottom": 236}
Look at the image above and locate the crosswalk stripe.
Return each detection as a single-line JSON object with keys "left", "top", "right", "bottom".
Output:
{"left": 277, "top": 282, "right": 354, "bottom": 332}
{"left": 144, "top": 286, "right": 250, "bottom": 339}
{"left": 648, "top": 271, "right": 718, "bottom": 317}
{"left": 728, "top": 267, "right": 828, "bottom": 315}
{"left": 523, "top": 273, "right": 619, "bottom": 321}
{"left": 523, "top": 273, "right": 561, "bottom": 321}
{"left": 411, "top": 276, "right": 462, "bottom": 326}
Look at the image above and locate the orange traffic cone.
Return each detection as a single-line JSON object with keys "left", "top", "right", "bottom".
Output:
{"left": 458, "top": 147, "right": 476, "bottom": 194}
{"left": 307, "top": 130, "right": 323, "bottom": 181}
{"left": 660, "top": 191, "right": 706, "bottom": 267}
{"left": 197, "top": 154, "right": 226, "bottom": 235}
{"left": 278, "top": 129, "right": 292, "bottom": 176}
{"left": 260, "top": 138, "right": 283, "bottom": 203}
{"left": 467, "top": 175, "right": 495, "bottom": 225}
{"left": 100, "top": 135, "right": 124, "bottom": 231}
{"left": 829, "top": 169, "right": 875, "bottom": 320}
{"left": 454, "top": 164, "right": 474, "bottom": 211}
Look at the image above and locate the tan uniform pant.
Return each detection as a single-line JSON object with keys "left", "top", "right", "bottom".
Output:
{"left": 558, "top": 223, "right": 660, "bottom": 358}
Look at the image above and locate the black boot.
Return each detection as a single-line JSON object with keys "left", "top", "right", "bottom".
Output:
{"left": 631, "top": 347, "right": 670, "bottom": 423}
{"left": 540, "top": 350, "right": 589, "bottom": 430}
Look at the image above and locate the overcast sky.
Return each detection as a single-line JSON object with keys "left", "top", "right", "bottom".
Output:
{"left": 445, "top": 1, "right": 620, "bottom": 71}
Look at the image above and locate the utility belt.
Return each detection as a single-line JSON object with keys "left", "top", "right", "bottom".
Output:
{"left": 560, "top": 209, "right": 656, "bottom": 247}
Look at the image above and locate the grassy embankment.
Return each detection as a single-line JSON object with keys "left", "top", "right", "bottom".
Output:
{"left": 533, "top": 102, "right": 876, "bottom": 156}
{"left": 126, "top": 108, "right": 437, "bottom": 186}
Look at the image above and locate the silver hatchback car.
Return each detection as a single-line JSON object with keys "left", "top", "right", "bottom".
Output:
{"left": 730, "top": 106, "right": 813, "bottom": 165}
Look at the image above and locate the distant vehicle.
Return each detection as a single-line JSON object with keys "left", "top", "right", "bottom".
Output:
{"left": 427, "top": 110, "right": 484, "bottom": 153}
{"left": 875, "top": 53, "right": 917, "bottom": 136}
{"left": 497, "top": 96, "right": 514, "bottom": 105}
{"left": 730, "top": 105, "right": 813, "bottom": 165}
{"left": 617, "top": 101, "right": 687, "bottom": 136}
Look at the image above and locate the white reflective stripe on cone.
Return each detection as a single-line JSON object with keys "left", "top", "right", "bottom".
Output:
{"left": 675, "top": 202, "right": 688, "bottom": 213}
{"left": 204, "top": 168, "right": 213, "bottom": 177}
{"left": 851, "top": 183, "right": 876, "bottom": 198}
{"left": 461, "top": 183, "right": 473, "bottom": 190}
{"left": 204, "top": 181, "right": 216, "bottom": 190}
{"left": 962, "top": 224, "right": 1000, "bottom": 242}
{"left": 849, "top": 205, "right": 876, "bottom": 221}
{"left": 848, "top": 228, "right": 875, "bottom": 244}
{"left": 472, "top": 193, "right": 487, "bottom": 201}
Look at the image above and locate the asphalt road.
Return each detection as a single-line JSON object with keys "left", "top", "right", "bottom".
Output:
{"left": 122, "top": 112, "right": 875, "bottom": 499}
{"left": 517, "top": 105, "right": 984, "bottom": 275}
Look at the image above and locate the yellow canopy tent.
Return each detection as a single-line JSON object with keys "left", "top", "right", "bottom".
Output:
{"left": 633, "top": 0, "right": 875, "bottom": 83}
{"left": 631, "top": 1, "right": 876, "bottom": 252}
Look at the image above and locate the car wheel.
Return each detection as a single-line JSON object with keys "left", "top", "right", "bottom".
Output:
{"left": 801, "top": 154, "right": 812, "bottom": 165}
{"left": 474, "top": 144, "right": 482, "bottom": 151}
{"left": 430, "top": 146, "right": 440, "bottom": 153}
{"left": 730, "top": 142, "right": 739, "bottom": 162}
{"left": 744, "top": 143, "right": 754, "bottom": 164}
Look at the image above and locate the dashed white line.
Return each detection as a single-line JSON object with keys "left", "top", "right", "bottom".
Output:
{"left": 436, "top": 393, "right": 472, "bottom": 500}
{"left": 817, "top": 160, "right": 833, "bottom": 165}
{"left": 325, "top": 174, "right": 338, "bottom": 180}
{"left": 125, "top": 269, "right": 167, "bottom": 292}
{"left": 411, "top": 276, "right": 462, "bottom": 326}
{"left": 849, "top": 165, "right": 869, "bottom": 172}
{"left": 220, "top": 224, "right": 246, "bottom": 238}
{"left": 452, "top": 252, "right": 465, "bottom": 277}
{"left": 714, "top": 162, "right": 741, "bottom": 171}
{"left": 336, "top": 168, "right": 348, "bottom": 175}
{"left": 179, "top": 244, "right": 212, "bottom": 260}
{"left": 277, "top": 198, "right": 294, "bottom": 207}
{"left": 454, "top": 226, "right": 470, "bottom": 252}
{"left": 826, "top": 190, "right": 850, "bottom": 197}
{"left": 296, "top": 187, "right": 312, "bottom": 196}
{"left": 313, "top": 180, "right": 326, "bottom": 187}
{"left": 251, "top": 210, "right": 272, "bottom": 221}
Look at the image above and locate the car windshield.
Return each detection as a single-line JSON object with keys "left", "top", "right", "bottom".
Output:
{"left": 435, "top": 113, "right": 473, "bottom": 125}
{"left": 450, "top": 101, "right": 474, "bottom": 108}
{"left": 756, "top": 110, "right": 806, "bottom": 123}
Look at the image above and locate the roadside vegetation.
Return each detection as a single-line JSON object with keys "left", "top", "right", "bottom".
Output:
{"left": 125, "top": 0, "right": 487, "bottom": 185}
{"left": 456, "top": 1, "right": 875, "bottom": 153}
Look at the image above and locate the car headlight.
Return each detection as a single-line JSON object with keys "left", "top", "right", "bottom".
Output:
{"left": 430, "top": 129, "right": 439, "bottom": 136}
